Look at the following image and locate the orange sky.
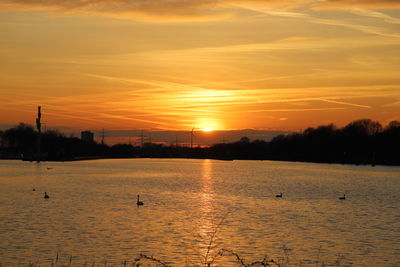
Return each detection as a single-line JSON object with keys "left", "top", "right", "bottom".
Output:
{"left": 1, "top": 0, "right": 400, "bottom": 133}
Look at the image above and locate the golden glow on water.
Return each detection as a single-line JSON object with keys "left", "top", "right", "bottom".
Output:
{"left": 199, "top": 159, "right": 216, "bottom": 262}
{"left": 0, "top": 159, "right": 400, "bottom": 266}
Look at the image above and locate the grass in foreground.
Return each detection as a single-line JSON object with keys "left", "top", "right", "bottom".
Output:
{"left": 1, "top": 216, "right": 353, "bottom": 266}
{"left": 6, "top": 249, "right": 351, "bottom": 267}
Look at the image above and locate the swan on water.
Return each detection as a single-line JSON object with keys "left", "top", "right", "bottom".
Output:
{"left": 137, "top": 194, "right": 144, "bottom": 206}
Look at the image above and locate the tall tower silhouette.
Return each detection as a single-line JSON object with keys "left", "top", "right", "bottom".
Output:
{"left": 36, "top": 106, "right": 41, "bottom": 163}
{"left": 190, "top": 128, "right": 195, "bottom": 149}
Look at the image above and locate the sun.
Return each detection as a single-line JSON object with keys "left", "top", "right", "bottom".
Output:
{"left": 196, "top": 118, "right": 221, "bottom": 132}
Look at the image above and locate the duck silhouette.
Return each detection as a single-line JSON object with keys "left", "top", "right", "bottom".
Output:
{"left": 136, "top": 194, "right": 144, "bottom": 206}
{"left": 275, "top": 193, "right": 283, "bottom": 198}
{"left": 44, "top": 192, "right": 49, "bottom": 199}
{"left": 339, "top": 194, "right": 346, "bottom": 200}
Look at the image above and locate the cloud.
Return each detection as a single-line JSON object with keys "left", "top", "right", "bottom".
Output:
{"left": 280, "top": 36, "right": 315, "bottom": 41}
{"left": 0, "top": 0, "right": 233, "bottom": 21}
{"left": 318, "top": 99, "right": 371, "bottom": 109}
{"left": 347, "top": 8, "right": 400, "bottom": 24}
{"left": 1, "top": 0, "right": 399, "bottom": 21}
{"left": 315, "top": 0, "right": 400, "bottom": 10}
{"left": 0, "top": 0, "right": 285, "bottom": 21}
{"left": 242, "top": 8, "right": 400, "bottom": 38}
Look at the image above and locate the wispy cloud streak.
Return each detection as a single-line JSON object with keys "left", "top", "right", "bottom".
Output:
{"left": 244, "top": 8, "right": 400, "bottom": 38}
{"left": 319, "top": 99, "right": 371, "bottom": 109}
{"left": 1, "top": 0, "right": 399, "bottom": 21}
{"left": 347, "top": 8, "right": 400, "bottom": 24}
{"left": 316, "top": 0, "right": 400, "bottom": 10}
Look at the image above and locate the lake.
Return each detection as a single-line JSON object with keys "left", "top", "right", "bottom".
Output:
{"left": 0, "top": 159, "right": 399, "bottom": 266}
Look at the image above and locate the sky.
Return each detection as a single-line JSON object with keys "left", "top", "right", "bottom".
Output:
{"left": 0, "top": 0, "right": 400, "bottom": 144}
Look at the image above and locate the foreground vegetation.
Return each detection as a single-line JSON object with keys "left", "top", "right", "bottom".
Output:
{"left": 3, "top": 248, "right": 352, "bottom": 267}
{"left": 0, "top": 119, "right": 399, "bottom": 165}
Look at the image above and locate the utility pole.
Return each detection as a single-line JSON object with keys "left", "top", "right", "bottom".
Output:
{"left": 101, "top": 128, "right": 105, "bottom": 145}
{"left": 36, "top": 106, "right": 41, "bottom": 163}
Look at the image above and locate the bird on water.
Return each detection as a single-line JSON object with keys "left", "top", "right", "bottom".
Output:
{"left": 44, "top": 192, "right": 49, "bottom": 199}
{"left": 339, "top": 194, "right": 346, "bottom": 200}
{"left": 136, "top": 194, "right": 144, "bottom": 206}
{"left": 275, "top": 193, "right": 283, "bottom": 198}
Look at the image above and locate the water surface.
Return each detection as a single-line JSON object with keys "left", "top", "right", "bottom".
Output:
{"left": 0, "top": 159, "right": 399, "bottom": 266}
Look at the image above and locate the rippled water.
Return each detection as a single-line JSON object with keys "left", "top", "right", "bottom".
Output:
{"left": 0, "top": 159, "right": 399, "bottom": 266}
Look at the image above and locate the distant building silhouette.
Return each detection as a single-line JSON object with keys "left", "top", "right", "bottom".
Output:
{"left": 81, "top": 131, "right": 94, "bottom": 142}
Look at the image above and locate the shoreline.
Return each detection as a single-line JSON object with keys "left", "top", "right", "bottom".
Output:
{"left": 1, "top": 156, "right": 399, "bottom": 167}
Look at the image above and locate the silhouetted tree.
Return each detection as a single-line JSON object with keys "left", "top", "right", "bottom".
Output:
{"left": 3, "top": 123, "right": 36, "bottom": 153}
{"left": 343, "top": 119, "right": 382, "bottom": 136}
{"left": 0, "top": 130, "right": 4, "bottom": 148}
{"left": 110, "top": 144, "right": 136, "bottom": 157}
{"left": 386, "top": 120, "right": 400, "bottom": 130}
{"left": 1, "top": 119, "right": 399, "bottom": 165}
{"left": 239, "top": 137, "right": 250, "bottom": 143}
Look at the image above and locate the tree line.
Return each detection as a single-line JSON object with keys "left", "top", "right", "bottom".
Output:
{"left": 0, "top": 119, "right": 399, "bottom": 165}
{"left": 210, "top": 119, "right": 400, "bottom": 165}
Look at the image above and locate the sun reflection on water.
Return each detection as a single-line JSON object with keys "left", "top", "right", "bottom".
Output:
{"left": 198, "top": 159, "right": 218, "bottom": 263}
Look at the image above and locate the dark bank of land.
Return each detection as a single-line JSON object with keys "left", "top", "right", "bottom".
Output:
{"left": 0, "top": 119, "right": 399, "bottom": 166}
